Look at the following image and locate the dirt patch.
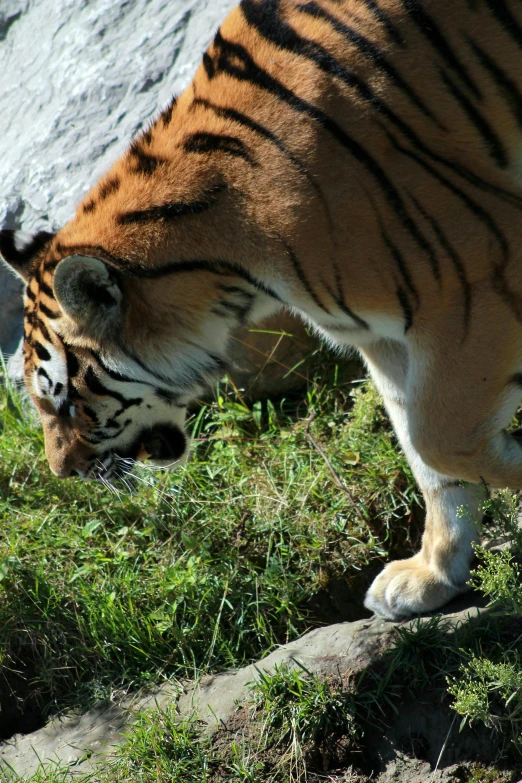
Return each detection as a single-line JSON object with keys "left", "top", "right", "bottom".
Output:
{"left": 2, "top": 604, "right": 520, "bottom": 781}
{"left": 205, "top": 693, "right": 522, "bottom": 783}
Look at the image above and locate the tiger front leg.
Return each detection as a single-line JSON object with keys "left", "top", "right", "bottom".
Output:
{"left": 364, "top": 482, "right": 482, "bottom": 619}
{"left": 360, "top": 339, "right": 483, "bottom": 620}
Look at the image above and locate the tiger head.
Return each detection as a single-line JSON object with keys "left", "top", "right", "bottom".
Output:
{"left": 0, "top": 226, "right": 262, "bottom": 482}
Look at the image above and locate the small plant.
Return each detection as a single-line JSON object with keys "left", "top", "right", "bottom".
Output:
{"left": 471, "top": 546, "right": 522, "bottom": 615}
{"left": 252, "top": 661, "right": 358, "bottom": 748}
{"left": 448, "top": 654, "right": 522, "bottom": 759}
{"left": 480, "top": 489, "right": 522, "bottom": 554}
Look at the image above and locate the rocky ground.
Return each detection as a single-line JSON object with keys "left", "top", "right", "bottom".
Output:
{"left": 1, "top": 594, "right": 512, "bottom": 781}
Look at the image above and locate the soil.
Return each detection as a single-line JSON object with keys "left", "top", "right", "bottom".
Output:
{"left": 207, "top": 688, "right": 522, "bottom": 783}
{"left": 2, "top": 602, "right": 521, "bottom": 781}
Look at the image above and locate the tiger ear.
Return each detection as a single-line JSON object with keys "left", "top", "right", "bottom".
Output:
{"left": 53, "top": 255, "right": 123, "bottom": 337}
{"left": 0, "top": 229, "right": 55, "bottom": 282}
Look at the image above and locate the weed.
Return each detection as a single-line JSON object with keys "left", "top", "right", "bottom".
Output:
{"left": 252, "top": 661, "right": 359, "bottom": 747}
{"left": 99, "top": 708, "right": 211, "bottom": 782}
{"left": 448, "top": 654, "right": 522, "bottom": 731}
{"left": 470, "top": 547, "right": 522, "bottom": 615}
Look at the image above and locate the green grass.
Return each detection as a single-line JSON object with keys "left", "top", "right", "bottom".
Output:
{"left": 1, "top": 353, "right": 521, "bottom": 782}
{"left": 0, "top": 356, "right": 419, "bottom": 723}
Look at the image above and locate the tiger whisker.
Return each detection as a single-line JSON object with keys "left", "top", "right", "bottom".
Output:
{"left": 119, "top": 465, "right": 179, "bottom": 506}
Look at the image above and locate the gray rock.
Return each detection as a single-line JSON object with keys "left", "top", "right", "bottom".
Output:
{"left": 0, "top": 0, "right": 237, "bottom": 233}
{"left": 0, "top": 0, "right": 237, "bottom": 357}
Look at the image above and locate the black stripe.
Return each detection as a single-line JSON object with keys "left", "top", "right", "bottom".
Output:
{"left": 37, "top": 367, "right": 51, "bottom": 383}
{"left": 396, "top": 286, "right": 413, "bottom": 331}
{"left": 322, "top": 279, "right": 369, "bottom": 329}
{"left": 128, "top": 141, "right": 166, "bottom": 176}
{"left": 81, "top": 434, "right": 103, "bottom": 445}
{"left": 357, "top": 0, "right": 404, "bottom": 45}
{"left": 484, "top": 0, "right": 522, "bottom": 51}
{"left": 328, "top": 0, "right": 404, "bottom": 45}
{"left": 218, "top": 284, "right": 255, "bottom": 300}
{"left": 24, "top": 306, "right": 36, "bottom": 327}
{"left": 66, "top": 349, "right": 79, "bottom": 379}
{"left": 84, "top": 366, "right": 142, "bottom": 409}
{"left": 118, "top": 343, "right": 207, "bottom": 392}
{"left": 440, "top": 69, "right": 508, "bottom": 169}
{"left": 296, "top": 1, "right": 443, "bottom": 128}
{"left": 25, "top": 286, "right": 36, "bottom": 302}
{"left": 117, "top": 183, "right": 227, "bottom": 225}
{"left": 402, "top": 0, "right": 482, "bottom": 100}
{"left": 380, "top": 227, "right": 421, "bottom": 302}
{"left": 203, "top": 51, "right": 216, "bottom": 79}
{"left": 382, "top": 127, "right": 509, "bottom": 264}
{"left": 155, "top": 388, "right": 185, "bottom": 406}
{"left": 99, "top": 176, "right": 120, "bottom": 200}
{"left": 82, "top": 200, "right": 96, "bottom": 214}
{"left": 34, "top": 341, "right": 51, "bottom": 362}
{"left": 82, "top": 405, "right": 99, "bottom": 423}
{"left": 36, "top": 317, "right": 53, "bottom": 344}
{"left": 466, "top": 36, "right": 522, "bottom": 131}
{"left": 89, "top": 350, "right": 138, "bottom": 384}
{"left": 212, "top": 31, "right": 436, "bottom": 267}
{"left": 116, "top": 345, "right": 183, "bottom": 388}
{"left": 183, "top": 132, "right": 258, "bottom": 166}
{"left": 39, "top": 302, "right": 61, "bottom": 319}
{"left": 408, "top": 193, "right": 471, "bottom": 336}
{"left": 0, "top": 229, "right": 54, "bottom": 265}
{"left": 192, "top": 97, "right": 335, "bottom": 235}
{"left": 39, "top": 280, "right": 54, "bottom": 299}
{"left": 281, "top": 240, "right": 331, "bottom": 314}
{"left": 211, "top": 299, "right": 252, "bottom": 323}
{"left": 161, "top": 98, "right": 176, "bottom": 127}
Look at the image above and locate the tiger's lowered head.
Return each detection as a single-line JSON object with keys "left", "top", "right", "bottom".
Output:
{"left": 4, "top": 0, "right": 522, "bottom": 620}
{"left": 0, "top": 198, "right": 277, "bottom": 481}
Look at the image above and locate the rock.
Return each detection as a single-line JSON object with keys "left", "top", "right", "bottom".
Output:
{"left": 0, "top": 0, "right": 319, "bottom": 393}
{"left": 0, "top": 598, "right": 498, "bottom": 781}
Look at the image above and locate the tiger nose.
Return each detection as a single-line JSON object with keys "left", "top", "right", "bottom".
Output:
{"left": 50, "top": 465, "right": 78, "bottom": 478}
{"left": 48, "top": 454, "right": 85, "bottom": 478}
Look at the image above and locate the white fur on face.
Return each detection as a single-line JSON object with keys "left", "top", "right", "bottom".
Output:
{"left": 31, "top": 343, "right": 68, "bottom": 409}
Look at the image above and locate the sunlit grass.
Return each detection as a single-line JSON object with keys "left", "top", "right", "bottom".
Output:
{"left": 0, "top": 356, "right": 421, "bottom": 721}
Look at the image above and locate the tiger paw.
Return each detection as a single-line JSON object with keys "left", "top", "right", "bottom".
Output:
{"left": 364, "top": 555, "right": 466, "bottom": 620}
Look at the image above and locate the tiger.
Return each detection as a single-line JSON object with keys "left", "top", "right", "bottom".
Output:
{"left": 3, "top": 0, "right": 522, "bottom": 621}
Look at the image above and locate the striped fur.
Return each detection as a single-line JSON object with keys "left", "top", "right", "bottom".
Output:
{"left": 3, "top": 0, "right": 522, "bottom": 618}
